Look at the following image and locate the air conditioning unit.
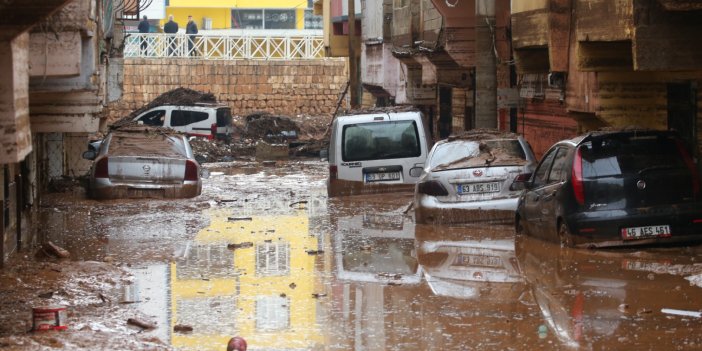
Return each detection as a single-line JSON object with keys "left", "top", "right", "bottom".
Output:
{"left": 202, "top": 17, "right": 212, "bottom": 30}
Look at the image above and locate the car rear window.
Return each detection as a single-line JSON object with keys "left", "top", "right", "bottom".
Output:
{"left": 580, "top": 135, "right": 688, "bottom": 178}
{"left": 429, "top": 139, "right": 527, "bottom": 171}
{"left": 108, "top": 133, "right": 187, "bottom": 158}
{"left": 216, "top": 108, "right": 232, "bottom": 126}
{"left": 342, "top": 121, "right": 421, "bottom": 162}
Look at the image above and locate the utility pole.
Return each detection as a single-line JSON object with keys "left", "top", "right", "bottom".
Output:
{"left": 475, "top": 0, "right": 497, "bottom": 128}
{"left": 348, "top": 0, "right": 359, "bottom": 108}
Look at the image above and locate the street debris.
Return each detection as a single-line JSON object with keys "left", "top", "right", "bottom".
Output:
{"left": 660, "top": 308, "right": 702, "bottom": 318}
{"left": 227, "top": 242, "right": 254, "bottom": 250}
{"left": 306, "top": 250, "right": 324, "bottom": 255}
{"left": 174, "top": 324, "right": 194, "bottom": 333}
{"left": 42, "top": 241, "right": 71, "bottom": 259}
{"left": 127, "top": 318, "right": 156, "bottom": 330}
{"left": 289, "top": 282, "right": 297, "bottom": 289}
{"left": 32, "top": 306, "right": 67, "bottom": 331}
{"left": 289, "top": 200, "right": 308, "bottom": 208}
{"left": 311, "top": 293, "right": 327, "bottom": 298}
{"left": 228, "top": 217, "right": 253, "bottom": 222}
{"left": 227, "top": 336, "right": 248, "bottom": 351}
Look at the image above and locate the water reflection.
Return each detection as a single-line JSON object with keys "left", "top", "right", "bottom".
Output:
{"left": 516, "top": 235, "right": 702, "bottom": 349}
{"left": 169, "top": 205, "right": 322, "bottom": 350}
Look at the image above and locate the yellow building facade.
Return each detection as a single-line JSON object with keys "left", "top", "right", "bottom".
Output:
{"left": 165, "top": 0, "right": 323, "bottom": 31}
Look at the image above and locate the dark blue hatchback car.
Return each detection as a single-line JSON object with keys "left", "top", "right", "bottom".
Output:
{"left": 515, "top": 130, "right": 702, "bottom": 248}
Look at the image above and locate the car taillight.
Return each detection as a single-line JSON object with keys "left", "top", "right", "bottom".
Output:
{"left": 417, "top": 180, "right": 449, "bottom": 196}
{"left": 675, "top": 140, "right": 700, "bottom": 198}
{"left": 572, "top": 147, "right": 585, "bottom": 205}
{"left": 94, "top": 157, "right": 109, "bottom": 178}
{"left": 210, "top": 123, "right": 217, "bottom": 140}
{"left": 185, "top": 160, "right": 199, "bottom": 181}
{"left": 329, "top": 165, "right": 338, "bottom": 179}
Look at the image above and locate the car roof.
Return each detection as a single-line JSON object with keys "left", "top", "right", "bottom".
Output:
{"left": 145, "top": 103, "right": 228, "bottom": 110}
{"left": 559, "top": 129, "right": 679, "bottom": 147}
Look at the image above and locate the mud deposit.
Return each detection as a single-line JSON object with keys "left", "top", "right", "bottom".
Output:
{"left": 2, "top": 160, "right": 702, "bottom": 350}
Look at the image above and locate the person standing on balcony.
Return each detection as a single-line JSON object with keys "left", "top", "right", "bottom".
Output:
{"left": 164, "top": 15, "right": 179, "bottom": 56}
{"left": 186, "top": 15, "right": 198, "bottom": 57}
{"left": 138, "top": 15, "right": 150, "bottom": 56}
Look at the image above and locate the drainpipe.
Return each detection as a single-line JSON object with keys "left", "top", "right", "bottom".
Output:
{"left": 348, "top": 0, "right": 360, "bottom": 109}
{"left": 475, "top": 0, "right": 497, "bottom": 128}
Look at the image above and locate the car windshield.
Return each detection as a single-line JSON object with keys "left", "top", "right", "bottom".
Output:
{"left": 342, "top": 120, "right": 421, "bottom": 161}
{"left": 108, "top": 132, "right": 187, "bottom": 158}
{"left": 580, "top": 135, "right": 688, "bottom": 178}
{"left": 429, "top": 139, "right": 527, "bottom": 171}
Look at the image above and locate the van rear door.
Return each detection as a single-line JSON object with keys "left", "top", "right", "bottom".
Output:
{"left": 337, "top": 112, "right": 427, "bottom": 185}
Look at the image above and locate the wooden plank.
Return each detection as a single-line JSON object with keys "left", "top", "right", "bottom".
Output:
{"left": 30, "top": 114, "right": 100, "bottom": 133}
{"left": 575, "top": 0, "right": 633, "bottom": 42}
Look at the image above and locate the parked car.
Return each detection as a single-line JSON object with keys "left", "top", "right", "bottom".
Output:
{"left": 327, "top": 109, "right": 431, "bottom": 197}
{"left": 82, "top": 126, "right": 202, "bottom": 199}
{"left": 131, "top": 103, "right": 233, "bottom": 142}
{"left": 414, "top": 130, "right": 537, "bottom": 224}
{"left": 515, "top": 129, "right": 702, "bottom": 248}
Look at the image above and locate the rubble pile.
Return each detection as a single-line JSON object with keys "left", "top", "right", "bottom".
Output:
{"left": 242, "top": 112, "right": 301, "bottom": 141}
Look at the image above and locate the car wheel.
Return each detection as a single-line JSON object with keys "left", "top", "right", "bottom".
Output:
{"left": 558, "top": 221, "right": 574, "bottom": 248}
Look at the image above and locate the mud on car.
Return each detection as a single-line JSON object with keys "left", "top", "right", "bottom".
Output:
{"left": 414, "top": 130, "right": 537, "bottom": 225}
{"left": 82, "top": 126, "right": 203, "bottom": 199}
{"left": 515, "top": 129, "right": 702, "bottom": 248}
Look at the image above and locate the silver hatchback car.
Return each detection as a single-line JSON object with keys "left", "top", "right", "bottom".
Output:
{"left": 414, "top": 130, "right": 536, "bottom": 224}
{"left": 83, "top": 127, "right": 202, "bottom": 199}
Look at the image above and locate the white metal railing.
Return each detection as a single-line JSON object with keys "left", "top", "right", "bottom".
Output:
{"left": 124, "top": 33, "right": 325, "bottom": 60}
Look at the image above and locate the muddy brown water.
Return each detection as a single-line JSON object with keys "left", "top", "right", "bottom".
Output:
{"left": 1, "top": 160, "right": 701, "bottom": 350}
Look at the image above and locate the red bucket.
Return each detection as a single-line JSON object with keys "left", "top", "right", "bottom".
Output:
{"left": 32, "top": 306, "right": 67, "bottom": 331}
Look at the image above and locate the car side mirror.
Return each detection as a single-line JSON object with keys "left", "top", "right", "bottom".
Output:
{"left": 82, "top": 150, "right": 97, "bottom": 160}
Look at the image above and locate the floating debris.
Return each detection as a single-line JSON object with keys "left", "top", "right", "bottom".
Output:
{"left": 227, "top": 242, "right": 254, "bottom": 250}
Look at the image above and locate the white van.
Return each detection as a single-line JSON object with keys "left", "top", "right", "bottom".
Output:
{"left": 132, "top": 104, "right": 234, "bottom": 142}
{"left": 327, "top": 110, "right": 431, "bottom": 197}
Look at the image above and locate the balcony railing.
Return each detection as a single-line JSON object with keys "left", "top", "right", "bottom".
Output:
{"left": 124, "top": 33, "right": 326, "bottom": 60}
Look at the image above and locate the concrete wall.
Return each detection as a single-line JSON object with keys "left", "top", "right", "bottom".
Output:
{"left": 106, "top": 58, "right": 348, "bottom": 122}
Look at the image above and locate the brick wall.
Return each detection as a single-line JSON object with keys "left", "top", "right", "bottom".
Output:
{"left": 106, "top": 58, "right": 348, "bottom": 122}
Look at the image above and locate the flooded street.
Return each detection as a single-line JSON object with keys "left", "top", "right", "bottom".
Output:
{"left": 1, "top": 160, "right": 701, "bottom": 350}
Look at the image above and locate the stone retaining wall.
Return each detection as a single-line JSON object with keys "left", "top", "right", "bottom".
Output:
{"left": 105, "top": 58, "right": 348, "bottom": 122}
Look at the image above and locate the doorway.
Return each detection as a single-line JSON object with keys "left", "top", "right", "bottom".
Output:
{"left": 439, "top": 87, "right": 452, "bottom": 139}
{"left": 667, "top": 82, "right": 697, "bottom": 156}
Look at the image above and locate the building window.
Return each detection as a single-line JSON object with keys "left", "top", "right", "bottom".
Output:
{"left": 232, "top": 9, "right": 296, "bottom": 29}
{"left": 255, "top": 241, "right": 290, "bottom": 276}
{"left": 304, "top": 9, "right": 322, "bottom": 29}
{"left": 256, "top": 296, "right": 289, "bottom": 331}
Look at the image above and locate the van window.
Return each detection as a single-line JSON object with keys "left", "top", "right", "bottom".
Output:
{"left": 171, "top": 110, "right": 209, "bottom": 127}
{"left": 216, "top": 108, "right": 233, "bottom": 126}
{"left": 342, "top": 121, "right": 420, "bottom": 162}
{"left": 580, "top": 135, "right": 687, "bottom": 178}
{"left": 137, "top": 110, "right": 165, "bottom": 126}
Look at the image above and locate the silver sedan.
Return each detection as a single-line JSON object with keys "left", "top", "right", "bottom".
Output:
{"left": 83, "top": 127, "right": 202, "bottom": 199}
{"left": 414, "top": 130, "right": 536, "bottom": 225}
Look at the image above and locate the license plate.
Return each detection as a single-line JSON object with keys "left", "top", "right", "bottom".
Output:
{"left": 621, "top": 225, "right": 671, "bottom": 240}
{"left": 458, "top": 182, "right": 501, "bottom": 194}
{"left": 365, "top": 171, "right": 401, "bottom": 182}
{"left": 452, "top": 254, "right": 502, "bottom": 268}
